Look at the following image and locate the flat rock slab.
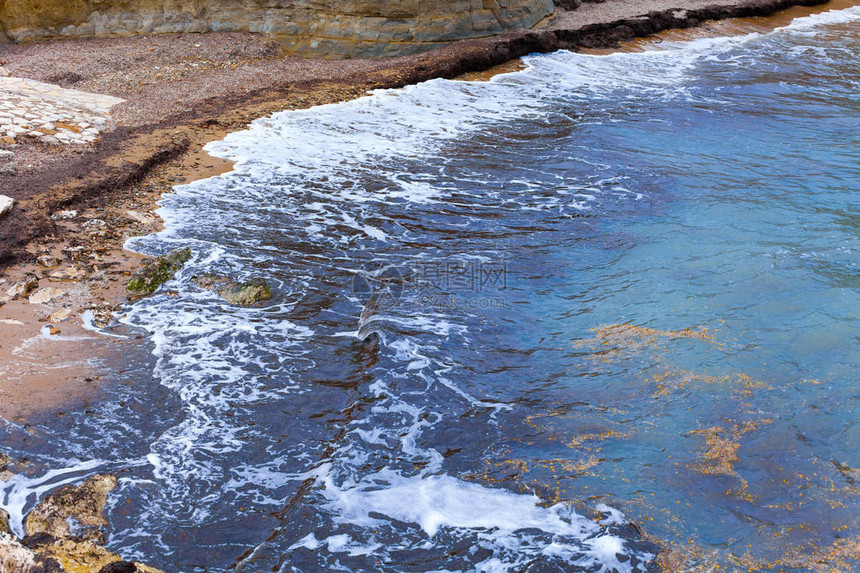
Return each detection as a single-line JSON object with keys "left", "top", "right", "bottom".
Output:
{"left": 0, "top": 77, "right": 124, "bottom": 145}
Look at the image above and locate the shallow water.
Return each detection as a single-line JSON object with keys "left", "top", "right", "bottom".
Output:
{"left": 2, "top": 6, "right": 859, "bottom": 572}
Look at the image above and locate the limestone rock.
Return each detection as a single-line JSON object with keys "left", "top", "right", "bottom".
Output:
{"left": 24, "top": 474, "right": 117, "bottom": 541}
{"left": 0, "top": 195, "right": 14, "bottom": 218}
{"left": 0, "top": 0, "right": 555, "bottom": 58}
{"left": 125, "top": 210, "right": 157, "bottom": 226}
{"left": 126, "top": 247, "right": 192, "bottom": 295}
{"left": 37, "top": 254, "right": 62, "bottom": 268}
{"left": 51, "top": 210, "right": 78, "bottom": 220}
{"left": 0, "top": 535, "right": 39, "bottom": 570}
{"left": 0, "top": 453, "right": 13, "bottom": 482}
{"left": 29, "top": 287, "right": 65, "bottom": 305}
{"left": 5, "top": 276, "right": 38, "bottom": 299}
{"left": 49, "top": 266, "right": 88, "bottom": 281}
{"left": 50, "top": 308, "right": 75, "bottom": 322}
{"left": 217, "top": 278, "right": 273, "bottom": 305}
{"left": 40, "top": 538, "right": 123, "bottom": 572}
{"left": 0, "top": 473, "right": 165, "bottom": 572}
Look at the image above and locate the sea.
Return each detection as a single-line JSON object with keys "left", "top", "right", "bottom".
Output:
{"left": 1, "top": 4, "right": 859, "bottom": 572}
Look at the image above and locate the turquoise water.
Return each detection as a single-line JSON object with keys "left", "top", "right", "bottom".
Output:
{"left": 1, "top": 6, "right": 859, "bottom": 571}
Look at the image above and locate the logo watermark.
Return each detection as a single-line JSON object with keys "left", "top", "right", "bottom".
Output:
{"left": 352, "top": 260, "right": 508, "bottom": 312}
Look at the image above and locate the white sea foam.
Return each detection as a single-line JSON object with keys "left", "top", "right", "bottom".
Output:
{"left": 0, "top": 459, "right": 108, "bottom": 537}
{"left": 775, "top": 4, "right": 860, "bottom": 33}
{"left": 1, "top": 12, "right": 856, "bottom": 568}
{"left": 315, "top": 469, "right": 646, "bottom": 572}
{"left": 88, "top": 19, "right": 834, "bottom": 569}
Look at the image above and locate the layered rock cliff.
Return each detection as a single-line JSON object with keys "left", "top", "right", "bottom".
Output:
{"left": 0, "top": 0, "right": 556, "bottom": 57}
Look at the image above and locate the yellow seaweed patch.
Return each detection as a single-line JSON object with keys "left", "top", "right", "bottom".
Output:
{"left": 691, "top": 420, "right": 772, "bottom": 477}
{"left": 42, "top": 539, "right": 122, "bottom": 573}
{"left": 787, "top": 463, "right": 860, "bottom": 510}
{"left": 730, "top": 536, "right": 860, "bottom": 573}
{"left": 689, "top": 420, "right": 773, "bottom": 503}
{"left": 651, "top": 369, "right": 772, "bottom": 397}
{"left": 647, "top": 534, "right": 860, "bottom": 572}
{"left": 566, "top": 429, "right": 630, "bottom": 450}
{"left": 650, "top": 538, "right": 721, "bottom": 572}
{"left": 573, "top": 323, "right": 720, "bottom": 363}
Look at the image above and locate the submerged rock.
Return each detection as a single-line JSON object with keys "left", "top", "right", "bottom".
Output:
{"left": 24, "top": 474, "right": 116, "bottom": 541}
{"left": 217, "top": 279, "right": 272, "bottom": 305}
{"left": 192, "top": 274, "right": 273, "bottom": 305}
{"left": 190, "top": 273, "right": 230, "bottom": 291}
{"left": 0, "top": 474, "right": 166, "bottom": 572}
{"left": 125, "top": 247, "right": 192, "bottom": 295}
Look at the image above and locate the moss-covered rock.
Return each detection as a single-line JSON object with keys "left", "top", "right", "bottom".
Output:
{"left": 126, "top": 247, "right": 192, "bottom": 295}
{"left": 216, "top": 278, "right": 272, "bottom": 306}
{"left": 190, "top": 273, "right": 230, "bottom": 291}
{"left": 192, "top": 274, "right": 273, "bottom": 306}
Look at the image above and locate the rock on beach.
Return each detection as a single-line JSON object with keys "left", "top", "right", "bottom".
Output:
{"left": 0, "top": 195, "right": 14, "bottom": 218}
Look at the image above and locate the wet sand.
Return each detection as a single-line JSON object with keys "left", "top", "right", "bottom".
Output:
{"left": 0, "top": 0, "right": 841, "bottom": 419}
{"left": 588, "top": 0, "right": 858, "bottom": 52}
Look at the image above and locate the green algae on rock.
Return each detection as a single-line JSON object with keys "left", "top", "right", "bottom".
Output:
{"left": 125, "top": 247, "right": 192, "bottom": 295}
{"left": 217, "top": 278, "right": 272, "bottom": 305}
{"left": 192, "top": 274, "right": 273, "bottom": 305}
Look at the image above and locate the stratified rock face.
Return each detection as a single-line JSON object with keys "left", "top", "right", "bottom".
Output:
{"left": 0, "top": 0, "right": 556, "bottom": 57}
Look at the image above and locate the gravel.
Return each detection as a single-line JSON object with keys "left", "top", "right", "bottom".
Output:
{"left": 0, "top": 31, "right": 413, "bottom": 129}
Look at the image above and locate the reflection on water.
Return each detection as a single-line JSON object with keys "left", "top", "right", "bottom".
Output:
{"left": 1, "top": 5, "right": 860, "bottom": 572}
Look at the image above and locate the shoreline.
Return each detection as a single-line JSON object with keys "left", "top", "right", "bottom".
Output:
{"left": 0, "top": 0, "right": 843, "bottom": 424}
{"left": 0, "top": 0, "right": 835, "bottom": 266}
{"left": 0, "top": 0, "right": 855, "bottom": 569}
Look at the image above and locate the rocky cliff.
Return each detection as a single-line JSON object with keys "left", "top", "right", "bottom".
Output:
{"left": 0, "top": 0, "right": 556, "bottom": 57}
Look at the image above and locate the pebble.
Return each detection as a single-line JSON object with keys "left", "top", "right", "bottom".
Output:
{"left": 0, "top": 195, "right": 13, "bottom": 217}
{"left": 50, "top": 308, "right": 75, "bottom": 323}
{"left": 51, "top": 210, "right": 79, "bottom": 220}
{"left": 0, "top": 77, "right": 124, "bottom": 145}
{"left": 49, "top": 267, "right": 88, "bottom": 281}
{"left": 6, "top": 277, "right": 39, "bottom": 299}
{"left": 29, "top": 287, "right": 65, "bottom": 305}
{"left": 37, "top": 255, "right": 61, "bottom": 268}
